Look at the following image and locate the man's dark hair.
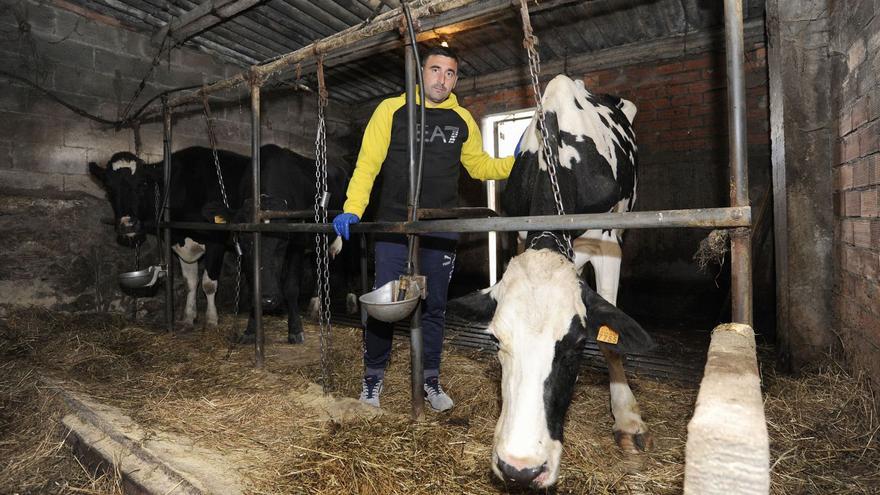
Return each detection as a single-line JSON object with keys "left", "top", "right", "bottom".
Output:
{"left": 422, "top": 45, "right": 459, "bottom": 65}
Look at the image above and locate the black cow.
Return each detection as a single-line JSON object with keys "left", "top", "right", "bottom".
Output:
{"left": 89, "top": 147, "right": 248, "bottom": 328}
{"left": 223, "top": 144, "right": 354, "bottom": 344}
{"left": 448, "top": 75, "right": 653, "bottom": 489}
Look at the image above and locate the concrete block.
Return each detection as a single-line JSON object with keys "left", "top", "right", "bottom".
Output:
{"left": 684, "top": 323, "right": 769, "bottom": 495}
{"left": 13, "top": 143, "right": 90, "bottom": 175}
{"left": 63, "top": 120, "right": 131, "bottom": 151}
{"left": 93, "top": 47, "right": 152, "bottom": 80}
{"left": 63, "top": 11, "right": 123, "bottom": 50}
{"left": 53, "top": 385, "right": 245, "bottom": 495}
{"left": 0, "top": 85, "right": 31, "bottom": 112}
{"left": 39, "top": 39, "right": 95, "bottom": 71}
{"left": 53, "top": 68, "right": 117, "bottom": 99}
{"left": 0, "top": 111, "right": 55, "bottom": 144}
{"left": 0, "top": 140, "right": 11, "bottom": 170}
{"left": 0, "top": 168, "right": 64, "bottom": 191}
{"left": 63, "top": 173, "right": 105, "bottom": 196}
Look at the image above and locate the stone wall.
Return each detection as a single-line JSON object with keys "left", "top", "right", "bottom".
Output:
{"left": 0, "top": 0, "right": 356, "bottom": 314}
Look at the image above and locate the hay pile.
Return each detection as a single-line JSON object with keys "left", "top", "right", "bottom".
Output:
{"left": 0, "top": 308, "right": 877, "bottom": 494}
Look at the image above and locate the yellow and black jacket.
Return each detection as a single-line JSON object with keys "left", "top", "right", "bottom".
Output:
{"left": 343, "top": 90, "right": 514, "bottom": 222}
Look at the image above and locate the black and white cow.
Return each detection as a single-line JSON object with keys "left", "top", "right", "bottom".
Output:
{"left": 448, "top": 74, "right": 652, "bottom": 489}
{"left": 89, "top": 147, "right": 249, "bottom": 328}
{"left": 225, "top": 144, "right": 354, "bottom": 344}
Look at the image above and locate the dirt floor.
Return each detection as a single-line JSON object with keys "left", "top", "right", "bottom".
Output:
{"left": 1, "top": 308, "right": 878, "bottom": 494}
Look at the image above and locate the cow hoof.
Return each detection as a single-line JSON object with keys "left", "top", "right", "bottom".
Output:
{"left": 613, "top": 430, "right": 653, "bottom": 453}
{"left": 288, "top": 332, "right": 304, "bottom": 344}
{"left": 236, "top": 332, "right": 256, "bottom": 345}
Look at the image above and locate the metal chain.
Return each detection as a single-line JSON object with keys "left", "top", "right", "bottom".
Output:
{"left": 202, "top": 93, "right": 244, "bottom": 318}
{"left": 314, "top": 56, "right": 333, "bottom": 394}
{"left": 519, "top": 0, "right": 573, "bottom": 260}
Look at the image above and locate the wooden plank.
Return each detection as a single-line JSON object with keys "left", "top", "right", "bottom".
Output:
{"left": 152, "top": 0, "right": 263, "bottom": 46}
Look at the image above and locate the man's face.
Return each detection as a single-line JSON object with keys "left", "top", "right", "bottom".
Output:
{"left": 422, "top": 54, "right": 458, "bottom": 104}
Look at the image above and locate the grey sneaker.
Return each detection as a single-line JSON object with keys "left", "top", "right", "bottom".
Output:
{"left": 424, "top": 377, "right": 454, "bottom": 412}
{"left": 359, "top": 375, "right": 383, "bottom": 408}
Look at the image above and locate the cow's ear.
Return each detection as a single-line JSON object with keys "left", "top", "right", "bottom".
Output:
{"left": 581, "top": 283, "right": 653, "bottom": 354}
{"left": 446, "top": 287, "right": 497, "bottom": 325}
{"left": 618, "top": 98, "right": 637, "bottom": 124}
{"left": 88, "top": 162, "right": 106, "bottom": 183}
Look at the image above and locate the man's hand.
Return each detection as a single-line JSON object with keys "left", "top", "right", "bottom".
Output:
{"left": 332, "top": 213, "right": 360, "bottom": 240}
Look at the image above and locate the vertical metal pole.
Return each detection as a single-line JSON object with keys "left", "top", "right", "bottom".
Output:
{"left": 724, "top": 0, "right": 753, "bottom": 326}
{"left": 359, "top": 234, "right": 369, "bottom": 328}
{"left": 162, "top": 99, "right": 174, "bottom": 332}
{"left": 405, "top": 37, "right": 425, "bottom": 421}
{"left": 251, "top": 80, "right": 264, "bottom": 368}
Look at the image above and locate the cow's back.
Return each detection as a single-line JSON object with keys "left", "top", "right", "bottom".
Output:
{"left": 167, "top": 147, "right": 250, "bottom": 222}
{"left": 502, "top": 75, "right": 638, "bottom": 234}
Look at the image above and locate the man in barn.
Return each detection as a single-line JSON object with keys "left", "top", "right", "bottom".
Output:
{"left": 332, "top": 45, "right": 515, "bottom": 412}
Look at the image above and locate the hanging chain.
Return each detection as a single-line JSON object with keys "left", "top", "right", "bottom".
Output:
{"left": 202, "top": 93, "right": 244, "bottom": 319}
{"left": 519, "top": 0, "right": 573, "bottom": 260}
{"left": 314, "top": 55, "right": 333, "bottom": 394}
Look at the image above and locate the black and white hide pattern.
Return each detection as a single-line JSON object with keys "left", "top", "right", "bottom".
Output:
{"left": 89, "top": 147, "right": 249, "bottom": 328}
{"left": 448, "top": 75, "right": 651, "bottom": 489}
{"left": 222, "top": 144, "right": 355, "bottom": 344}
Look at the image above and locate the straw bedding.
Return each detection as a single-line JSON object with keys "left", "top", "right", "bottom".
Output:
{"left": 0, "top": 308, "right": 877, "bottom": 494}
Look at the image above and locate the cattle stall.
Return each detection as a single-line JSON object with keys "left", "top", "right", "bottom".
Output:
{"left": 1, "top": 0, "right": 878, "bottom": 494}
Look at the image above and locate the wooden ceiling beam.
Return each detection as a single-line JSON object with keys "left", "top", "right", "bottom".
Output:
{"left": 152, "top": 0, "right": 264, "bottom": 46}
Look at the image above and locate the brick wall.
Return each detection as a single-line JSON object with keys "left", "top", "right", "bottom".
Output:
{"left": 458, "top": 41, "right": 772, "bottom": 328}
{"left": 832, "top": 1, "right": 880, "bottom": 379}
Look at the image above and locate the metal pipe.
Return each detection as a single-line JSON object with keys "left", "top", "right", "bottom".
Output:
{"left": 723, "top": 0, "right": 753, "bottom": 326}
{"left": 251, "top": 80, "right": 264, "bottom": 368}
{"left": 403, "top": 22, "right": 425, "bottom": 422}
{"left": 167, "top": 206, "right": 752, "bottom": 234}
{"left": 162, "top": 99, "right": 174, "bottom": 332}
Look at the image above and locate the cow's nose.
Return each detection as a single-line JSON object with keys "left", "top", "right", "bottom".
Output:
{"left": 496, "top": 458, "right": 545, "bottom": 487}
{"left": 261, "top": 295, "right": 280, "bottom": 311}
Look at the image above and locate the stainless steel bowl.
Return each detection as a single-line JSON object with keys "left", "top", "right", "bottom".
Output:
{"left": 359, "top": 280, "right": 421, "bottom": 323}
{"left": 118, "top": 265, "right": 165, "bottom": 289}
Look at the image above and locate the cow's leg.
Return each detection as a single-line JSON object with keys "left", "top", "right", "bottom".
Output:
{"left": 599, "top": 343, "right": 652, "bottom": 452}
{"left": 284, "top": 249, "right": 305, "bottom": 344}
{"left": 178, "top": 258, "right": 200, "bottom": 327}
{"left": 592, "top": 234, "right": 622, "bottom": 306}
{"left": 201, "top": 243, "right": 226, "bottom": 328}
{"left": 173, "top": 238, "right": 207, "bottom": 328}
{"left": 201, "top": 271, "right": 218, "bottom": 327}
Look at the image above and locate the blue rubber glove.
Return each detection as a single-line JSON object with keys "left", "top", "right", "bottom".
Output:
{"left": 332, "top": 213, "right": 359, "bottom": 241}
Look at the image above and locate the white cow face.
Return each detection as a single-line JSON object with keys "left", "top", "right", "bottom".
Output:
{"left": 447, "top": 248, "right": 651, "bottom": 489}
{"left": 488, "top": 249, "right": 586, "bottom": 488}
{"left": 89, "top": 152, "right": 159, "bottom": 245}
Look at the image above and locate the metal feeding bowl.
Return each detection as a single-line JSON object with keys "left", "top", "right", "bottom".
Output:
{"left": 360, "top": 279, "right": 421, "bottom": 323}
{"left": 118, "top": 265, "right": 166, "bottom": 289}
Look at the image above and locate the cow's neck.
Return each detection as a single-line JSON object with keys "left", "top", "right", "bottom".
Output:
{"left": 526, "top": 231, "right": 572, "bottom": 260}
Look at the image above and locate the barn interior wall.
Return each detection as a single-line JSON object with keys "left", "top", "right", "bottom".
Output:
{"left": 830, "top": 1, "right": 880, "bottom": 391}
{"left": 451, "top": 40, "right": 773, "bottom": 331}
{"left": 0, "top": 0, "right": 356, "bottom": 314}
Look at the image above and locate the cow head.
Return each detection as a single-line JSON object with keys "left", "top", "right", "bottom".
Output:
{"left": 89, "top": 152, "right": 161, "bottom": 245}
{"left": 448, "top": 248, "right": 651, "bottom": 489}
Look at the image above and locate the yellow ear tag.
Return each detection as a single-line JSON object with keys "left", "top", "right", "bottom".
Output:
{"left": 597, "top": 325, "right": 619, "bottom": 345}
{"left": 214, "top": 215, "right": 227, "bottom": 224}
